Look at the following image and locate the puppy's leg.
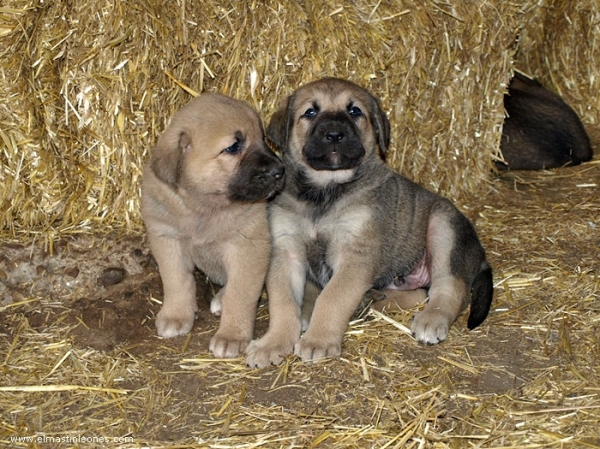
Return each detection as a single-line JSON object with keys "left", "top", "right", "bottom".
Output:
{"left": 295, "top": 265, "right": 372, "bottom": 361}
{"left": 151, "top": 234, "right": 198, "bottom": 338}
{"left": 245, "top": 245, "right": 306, "bottom": 368}
{"left": 209, "top": 240, "right": 268, "bottom": 358}
{"left": 411, "top": 212, "right": 469, "bottom": 344}
{"left": 371, "top": 288, "right": 428, "bottom": 312}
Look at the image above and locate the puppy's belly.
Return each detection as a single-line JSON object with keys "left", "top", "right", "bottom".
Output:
{"left": 386, "top": 256, "right": 430, "bottom": 291}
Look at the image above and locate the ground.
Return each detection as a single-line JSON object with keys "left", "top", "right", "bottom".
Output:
{"left": 1, "top": 161, "right": 599, "bottom": 448}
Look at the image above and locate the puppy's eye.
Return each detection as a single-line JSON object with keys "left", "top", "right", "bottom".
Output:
{"left": 223, "top": 140, "right": 242, "bottom": 155}
{"left": 348, "top": 105, "right": 363, "bottom": 117}
{"left": 303, "top": 108, "right": 317, "bottom": 118}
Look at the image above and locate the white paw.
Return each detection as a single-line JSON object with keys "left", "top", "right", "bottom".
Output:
{"left": 294, "top": 333, "right": 341, "bottom": 362}
{"left": 209, "top": 331, "right": 249, "bottom": 358}
{"left": 245, "top": 334, "right": 297, "bottom": 368}
{"left": 156, "top": 307, "right": 195, "bottom": 338}
{"left": 410, "top": 309, "right": 451, "bottom": 344}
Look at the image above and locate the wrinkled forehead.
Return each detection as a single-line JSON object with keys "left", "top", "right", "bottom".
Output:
{"left": 294, "top": 81, "right": 372, "bottom": 112}
{"left": 212, "top": 108, "right": 262, "bottom": 139}
{"left": 210, "top": 101, "right": 261, "bottom": 135}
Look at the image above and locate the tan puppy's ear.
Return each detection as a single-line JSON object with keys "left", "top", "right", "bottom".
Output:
{"left": 369, "top": 95, "right": 390, "bottom": 158}
{"left": 150, "top": 130, "right": 191, "bottom": 188}
{"left": 266, "top": 95, "right": 294, "bottom": 153}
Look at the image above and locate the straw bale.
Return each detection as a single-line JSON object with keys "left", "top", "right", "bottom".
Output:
{"left": 0, "top": 0, "right": 530, "bottom": 243}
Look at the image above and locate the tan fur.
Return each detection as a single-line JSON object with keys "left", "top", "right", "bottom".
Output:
{"left": 141, "top": 93, "right": 283, "bottom": 358}
{"left": 371, "top": 289, "right": 428, "bottom": 311}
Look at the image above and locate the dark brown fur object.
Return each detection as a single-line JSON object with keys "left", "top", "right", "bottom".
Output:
{"left": 141, "top": 93, "right": 284, "bottom": 358}
{"left": 498, "top": 72, "right": 592, "bottom": 170}
{"left": 246, "top": 78, "right": 493, "bottom": 368}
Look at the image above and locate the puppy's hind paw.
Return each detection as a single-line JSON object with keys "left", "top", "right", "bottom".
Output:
{"left": 156, "top": 308, "right": 195, "bottom": 338}
{"left": 410, "top": 309, "right": 450, "bottom": 345}
{"left": 245, "top": 334, "right": 296, "bottom": 368}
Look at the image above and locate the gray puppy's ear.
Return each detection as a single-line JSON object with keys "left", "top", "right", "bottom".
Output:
{"left": 150, "top": 130, "right": 191, "bottom": 189}
{"left": 369, "top": 95, "right": 391, "bottom": 158}
{"left": 266, "top": 95, "right": 294, "bottom": 152}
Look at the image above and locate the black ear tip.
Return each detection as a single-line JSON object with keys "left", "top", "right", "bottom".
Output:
{"left": 369, "top": 94, "right": 391, "bottom": 155}
{"left": 382, "top": 113, "right": 391, "bottom": 149}
{"left": 266, "top": 98, "right": 293, "bottom": 151}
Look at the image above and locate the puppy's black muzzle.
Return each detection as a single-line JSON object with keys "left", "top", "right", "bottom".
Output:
{"left": 228, "top": 146, "right": 285, "bottom": 202}
{"left": 303, "top": 112, "right": 365, "bottom": 171}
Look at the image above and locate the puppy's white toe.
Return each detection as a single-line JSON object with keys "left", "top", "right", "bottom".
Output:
{"left": 210, "top": 290, "right": 223, "bottom": 316}
{"left": 301, "top": 315, "right": 310, "bottom": 332}
{"left": 210, "top": 297, "right": 222, "bottom": 316}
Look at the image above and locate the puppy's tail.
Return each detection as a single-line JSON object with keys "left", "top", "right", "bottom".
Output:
{"left": 467, "top": 261, "right": 493, "bottom": 330}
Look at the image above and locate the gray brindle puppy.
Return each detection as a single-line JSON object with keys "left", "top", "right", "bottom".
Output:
{"left": 246, "top": 78, "right": 493, "bottom": 368}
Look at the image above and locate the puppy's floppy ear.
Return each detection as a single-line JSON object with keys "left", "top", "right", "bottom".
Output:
{"left": 150, "top": 130, "right": 191, "bottom": 189}
{"left": 369, "top": 94, "right": 391, "bottom": 157}
{"left": 266, "top": 95, "right": 294, "bottom": 152}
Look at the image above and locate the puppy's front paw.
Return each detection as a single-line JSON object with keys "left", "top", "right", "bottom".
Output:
{"left": 294, "top": 334, "right": 341, "bottom": 362}
{"left": 410, "top": 309, "right": 450, "bottom": 344}
{"left": 209, "top": 331, "right": 249, "bottom": 358}
{"left": 156, "top": 307, "right": 195, "bottom": 338}
{"left": 245, "top": 333, "right": 297, "bottom": 368}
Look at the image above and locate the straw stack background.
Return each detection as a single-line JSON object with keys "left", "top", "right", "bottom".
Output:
{"left": 1, "top": 0, "right": 599, "bottom": 448}
{"left": 0, "top": 0, "right": 550, "bottom": 244}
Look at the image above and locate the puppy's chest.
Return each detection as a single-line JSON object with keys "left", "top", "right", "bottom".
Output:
{"left": 303, "top": 204, "right": 374, "bottom": 285}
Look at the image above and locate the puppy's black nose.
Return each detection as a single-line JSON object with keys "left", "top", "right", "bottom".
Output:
{"left": 325, "top": 130, "right": 344, "bottom": 143}
{"left": 269, "top": 165, "right": 285, "bottom": 180}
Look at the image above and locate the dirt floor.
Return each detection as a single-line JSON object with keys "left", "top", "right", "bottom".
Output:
{"left": 1, "top": 160, "right": 599, "bottom": 448}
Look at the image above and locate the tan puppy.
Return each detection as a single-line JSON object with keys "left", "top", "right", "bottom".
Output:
{"left": 246, "top": 78, "right": 492, "bottom": 367}
{"left": 142, "top": 93, "right": 284, "bottom": 358}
